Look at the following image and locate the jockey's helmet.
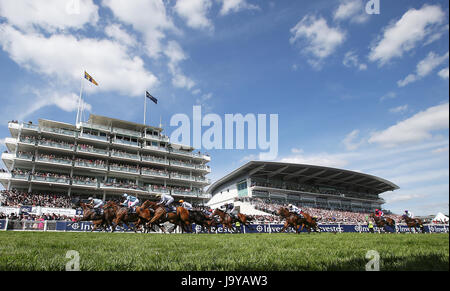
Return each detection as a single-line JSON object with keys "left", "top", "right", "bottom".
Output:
{"left": 288, "top": 204, "right": 292, "bottom": 207}
{"left": 88, "top": 197, "right": 93, "bottom": 200}
{"left": 122, "top": 193, "right": 128, "bottom": 198}
{"left": 179, "top": 200, "right": 184, "bottom": 203}
{"left": 155, "top": 194, "right": 162, "bottom": 198}
{"left": 405, "top": 210, "right": 408, "bottom": 213}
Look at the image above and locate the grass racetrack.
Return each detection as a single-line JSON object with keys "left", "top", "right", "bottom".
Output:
{"left": 0, "top": 231, "right": 448, "bottom": 271}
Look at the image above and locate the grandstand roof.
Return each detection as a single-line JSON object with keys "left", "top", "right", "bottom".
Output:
{"left": 87, "top": 114, "right": 163, "bottom": 133}
{"left": 208, "top": 161, "right": 399, "bottom": 195}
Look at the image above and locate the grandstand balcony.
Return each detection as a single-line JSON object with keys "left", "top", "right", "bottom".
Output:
{"left": 141, "top": 155, "right": 168, "bottom": 166}
{"left": 141, "top": 169, "right": 169, "bottom": 179}
{"left": 142, "top": 144, "right": 169, "bottom": 154}
{"left": 110, "top": 151, "right": 140, "bottom": 162}
{"left": 76, "top": 145, "right": 109, "bottom": 157}
{"left": 112, "top": 127, "right": 141, "bottom": 139}
{"left": 9, "top": 172, "right": 30, "bottom": 181}
{"left": 35, "top": 156, "right": 73, "bottom": 168}
{"left": 144, "top": 133, "right": 169, "bottom": 143}
{"left": 112, "top": 137, "right": 140, "bottom": 148}
{"left": 169, "top": 160, "right": 196, "bottom": 170}
{"left": 40, "top": 126, "right": 77, "bottom": 138}
{"left": 77, "top": 132, "right": 109, "bottom": 144}
{"left": 109, "top": 165, "right": 140, "bottom": 176}
{"left": 31, "top": 174, "right": 70, "bottom": 185}
{"left": 148, "top": 185, "right": 170, "bottom": 195}
{"left": 37, "top": 140, "right": 75, "bottom": 153}
{"left": 72, "top": 178, "right": 98, "bottom": 188}
{"left": 195, "top": 164, "right": 211, "bottom": 173}
{"left": 100, "top": 182, "right": 148, "bottom": 194}
{"left": 79, "top": 122, "right": 111, "bottom": 133}
{"left": 73, "top": 160, "right": 107, "bottom": 171}
{"left": 170, "top": 172, "right": 195, "bottom": 182}
{"left": 171, "top": 188, "right": 202, "bottom": 197}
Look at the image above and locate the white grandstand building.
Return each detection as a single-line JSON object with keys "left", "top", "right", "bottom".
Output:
{"left": 207, "top": 161, "right": 399, "bottom": 215}
{"left": 0, "top": 114, "right": 211, "bottom": 203}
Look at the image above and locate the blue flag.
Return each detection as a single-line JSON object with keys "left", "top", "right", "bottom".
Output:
{"left": 146, "top": 91, "right": 158, "bottom": 104}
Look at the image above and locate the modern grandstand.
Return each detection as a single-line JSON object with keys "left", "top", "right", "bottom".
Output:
{"left": 207, "top": 161, "right": 399, "bottom": 219}
{"left": 0, "top": 115, "right": 211, "bottom": 217}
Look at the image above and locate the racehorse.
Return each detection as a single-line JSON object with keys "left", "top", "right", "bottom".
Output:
{"left": 212, "top": 208, "right": 253, "bottom": 233}
{"left": 189, "top": 209, "right": 220, "bottom": 233}
{"left": 370, "top": 213, "right": 396, "bottom": 233}
{"left": 277, "top": 207, "right": 303, "bottom": 233}
{"left": 134, "top": 200, "right": 161, "bottom": 233}
{"left": 401, "top": 215, "right": 425, "bottom": 233}
{"left": 145, "top": 203, "right": 192, "bottom": 233}
{"left": 71, "top": 198, "right": 110, "bottom": 232}
{"left": 298, "top": 211, "right": 321, "bottom": 233}
{"left": 104, "top": 201, "right": 140, "bottom": 233}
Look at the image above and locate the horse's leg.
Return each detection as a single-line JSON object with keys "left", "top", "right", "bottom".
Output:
{"left": 280, "top": 221, "right": 289, "bottom": 233}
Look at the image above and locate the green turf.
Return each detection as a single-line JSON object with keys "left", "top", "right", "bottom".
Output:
{"left": 0, "top": 231, "right": 448, "bottom": 271}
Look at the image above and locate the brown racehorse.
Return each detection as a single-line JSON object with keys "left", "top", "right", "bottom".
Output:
{"left": 212, "top": 208, "right": 252, "bottom": 233}
{"left": 277, "top": 207, "right": 302, "bottom": 233}
{"left": 104, "top": 201, "right": 140, "bottom": 233}
{"left": 146, "top": 203, "right": 192, "bottom": 233}
{"left": 72, "top": 198, "right": 107, "bottom": 232}
{"left": 135, "top": 200, "right": 160, "bottom": 233}
{"left": 212, "top": 208, "right": 236, "bottom": 232}
{"left": 402, "top": 215, "right": 425, "bottom": 233}
{"left": 298, "top": 211, "right": 321, "bottom": 233}
{"left": 370, "top": 213, "right": 396, "bottom": 233}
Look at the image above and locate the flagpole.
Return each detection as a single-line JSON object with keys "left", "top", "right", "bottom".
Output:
{"left": 76, "top": 71, "right": 84, "bottom": 125}
{"left": 144, "top": 92, "right": 147, "bottom": 125}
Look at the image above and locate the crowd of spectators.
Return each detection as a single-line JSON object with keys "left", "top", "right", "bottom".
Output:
{"left": 0, "top": 190, "right": 72, "bottom": 208}
{"left": 247, "top": 197, "right": 402, "bottom": 224}
{"left": 0, "top": 212, "right": 74, "bottom": 221}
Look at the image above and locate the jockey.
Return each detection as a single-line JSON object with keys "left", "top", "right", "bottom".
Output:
{"left": 223, "top": 202, "right": 237, "bottom": 219}
{"left": 156, "top": 193, "right": 175, "bottom": 212}
{"left": 179, "top": 200, "right": 193, "bottom": 211}
{"left": 404, "top": 210, "right": 414, "bottom": 218}
{"left": 288, "top": 204, "right": 302, "bottom": 217}
{"left": 374, "top": 209, "right": 384, "bottom": 220}
{"left": 88, "top": 197, "right": 104, "bottom": 215}
{"left": 122, "top": 193, "right": 139, "bottom": 213}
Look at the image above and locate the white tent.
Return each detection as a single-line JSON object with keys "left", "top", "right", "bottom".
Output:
{"left": 432, "top": 212, "right": 449, "bottom": 223}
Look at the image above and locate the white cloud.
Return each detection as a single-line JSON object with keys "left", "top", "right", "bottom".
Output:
{"left": 105, "top": 24, "right": 137, "bottom": 48}
{"left": 342, "top": 129, "right": 365, "bottom": 150}
{"left": 0, "top": 24, "right": 158, "bottom": 97}
{"left": 218, "top": 0, "right": 259, "bottom": 16}
{"left": 174, "top": 0, "right": 213, "bottom": 30}
{"left": 380, "top": 91, "right": 397, "bottom": 102}
{"left": 164, "top": 40, "right": 196, "bottom": 90}
{"left": 438, "top": 67, "right": 449, "bottom": 79}
{"left": 389, "top": 104, "right": 408, "bottom": 114}
{"left": 369, "top": 102, "right": 449, "bottom": 147}
{"left": 398, "top": 51, "right": 449, "bottom": 87}
{"left": 0, "top": 0, "right": 99, "bottom": 32}
{"left": 102, "top": 0, "right": 177, "bottom": 59}
{"left": 369, "top": 5, "right": 446, "bottom": 66}
{"left": 333, "top": 0, "right": 369, "bottom": 24}
{"left": 343, "top": 51, "right": 367, "bottom": 70}
{"left": 278, "top": 150, "right": 350, "bottom": 168}
{"left": 290, "top": 15, "right": 346, "bottom": 67}
{"left": 16, "top": 90, "right": 92, "bottom": 121}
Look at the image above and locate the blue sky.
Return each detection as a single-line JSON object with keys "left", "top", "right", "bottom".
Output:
{"left": 0, "top": 0, "right": 448, "bottom": 215}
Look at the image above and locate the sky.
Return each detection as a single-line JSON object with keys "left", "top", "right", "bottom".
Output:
{"left": 0, "top": 0, "right": 448, "bottom": 216}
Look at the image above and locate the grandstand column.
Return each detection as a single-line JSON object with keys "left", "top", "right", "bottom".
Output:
{"left": 102, "top": 191, "right": 106, "bottom": 201}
